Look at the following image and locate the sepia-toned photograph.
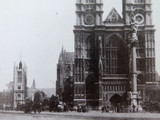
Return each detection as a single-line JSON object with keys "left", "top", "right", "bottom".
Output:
{"left": 0, "top": 0, "right": 160, "bottom": 120}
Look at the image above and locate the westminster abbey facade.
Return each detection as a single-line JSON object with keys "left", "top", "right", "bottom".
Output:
{"left": 73, "top": 0, "right": 156, "bottom": 108}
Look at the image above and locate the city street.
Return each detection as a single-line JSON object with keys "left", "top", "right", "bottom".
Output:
{"left": 0, "top": 111, "right": 160, "bottom": 120}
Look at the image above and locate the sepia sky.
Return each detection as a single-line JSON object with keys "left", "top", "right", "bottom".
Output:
{"left": 0, "top": 0, "right": 159, "bottom": 91}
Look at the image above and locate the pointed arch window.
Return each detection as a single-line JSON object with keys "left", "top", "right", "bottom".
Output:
{"left": 104, "top": 35, "right": 127, "bottom": 74}
{"left": 17, "top": 71, "right": 22, "bottom": 83}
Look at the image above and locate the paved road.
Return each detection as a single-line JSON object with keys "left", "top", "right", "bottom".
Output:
{"left": 1, "top": 112, "right": 99, "bottom": 120}
{"left": 0, "top": 113, "right": 87, "bottom": 120}
{"left": 0, "top": 111, "right": 160, "bottom": 120}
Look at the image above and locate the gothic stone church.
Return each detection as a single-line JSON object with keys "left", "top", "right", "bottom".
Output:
{"left": 73, "top": 0, "right": 155, "bottom": 108}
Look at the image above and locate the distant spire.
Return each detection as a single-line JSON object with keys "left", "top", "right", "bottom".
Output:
{"left": 32, "top": 79, "right": 36, "bottom": 89}
{"left": 19, "top": 61, "right": 22, "bottom": 69}
{"left": 62, "top": 45, "right": 64, "bottom": 53}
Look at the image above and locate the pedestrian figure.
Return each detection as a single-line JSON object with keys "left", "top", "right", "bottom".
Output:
{"left": 132, "top": 104, "right": 136, "bottom": 113}
{"left": 106, "top": 105, "right": 109, "bottom": 113}
{"left": 3, "top": 104, "right": 5, "bottom": 111}
{"left": 101, "top": 106, "right": 105, "bottom": 113}
{"left": 64, "top": 103, "right": 67, "bottom": 112}
{"left": 77, "top": 105, "right": 81, "bottom": 112}
{"left": 120, "top": 105, "right": 123, "bottom": 113}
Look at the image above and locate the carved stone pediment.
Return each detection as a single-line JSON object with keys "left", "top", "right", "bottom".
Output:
{"left": 104, "top": 8, "right": 123, "bottom": 24}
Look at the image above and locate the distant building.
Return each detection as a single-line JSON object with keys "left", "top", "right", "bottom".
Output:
{"left": 27, "top": 80, "right": 55, "bottom": 102}
{"left": 27, "top": 80, "right": 37, "bottom": 101}
{"left": 38, "top": 88, "right": 55, "bottom": 98}
{"left": 56, "top": 48, "right": 74, "bottom": 103}
{"left": 12, "top": 61, "right": 55, "bottom": 109}
{"left": 13, "top": 61, "right": 27, "bottom": 109}
{"left": 0, "top": 90, "right": 13, "bottom": 110}
{"left": 62, "top": 76, "right": 74, "bottom": 106}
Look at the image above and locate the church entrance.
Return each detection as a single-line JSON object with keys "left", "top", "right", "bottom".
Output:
{"left": 85, "top": 76, "right": 96, "bottom": 108}
{"left": 110, "top": 94, "right": 122, "bottom": 112}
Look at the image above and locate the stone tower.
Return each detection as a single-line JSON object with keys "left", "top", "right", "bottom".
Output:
{"left": 123, "top": 0, "right": 155, "bottom": 83}
{"left": 76, "top": 0, "right": 103, "bottom": 26}
{"left": 13, "top": 61, "right": 27, "bottom": 109}
{"left": 56, "top": 48, "right": 74, "bottom": 101}
{"left": 74, "top": 0, "right": 104, "bottom": 107}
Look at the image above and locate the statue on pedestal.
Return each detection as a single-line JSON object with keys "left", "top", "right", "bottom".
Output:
{"left": 128, "top": 12, "right": 139, "bottom": 48}
{"left": 127, "top": 11, "right": 143, "bottom": 112}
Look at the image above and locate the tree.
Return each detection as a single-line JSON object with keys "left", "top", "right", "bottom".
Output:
{"left": 49, "top": 95, "right": 59, "bottom": 112}
{"left": 62, "top": 77, "right": 74, "bottom": 107}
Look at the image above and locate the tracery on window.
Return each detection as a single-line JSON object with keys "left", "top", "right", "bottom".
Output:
{"left": 104, "top": 35, "right": 127, "bottom": 74}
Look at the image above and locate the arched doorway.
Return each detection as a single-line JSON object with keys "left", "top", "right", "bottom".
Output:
{"left": 110, "top": 94, "right": 122, "bottom": 112}
{"left": 85, "top": 76, "right": 95, "bottom": 107}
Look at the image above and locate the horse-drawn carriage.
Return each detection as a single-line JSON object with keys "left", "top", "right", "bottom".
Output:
{"left": 24, "top": 99, "right": 43, "bottom": 113}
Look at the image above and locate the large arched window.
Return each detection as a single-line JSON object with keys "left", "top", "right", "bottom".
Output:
{"left": 85, "top": 35, "right": 94, "bottom": 58}
{"left": 104, "top": 34, "right": 127, "bottom": 74}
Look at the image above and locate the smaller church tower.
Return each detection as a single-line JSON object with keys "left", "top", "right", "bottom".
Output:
{"left": 13, "top": 61, "right": 27, "bottom": 109}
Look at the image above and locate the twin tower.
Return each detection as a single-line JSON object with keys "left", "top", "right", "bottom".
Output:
{"left": 74, "top": 0, "right": 155, "bottom": 108}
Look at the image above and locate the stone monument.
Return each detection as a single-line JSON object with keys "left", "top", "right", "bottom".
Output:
{"left": 127, "top": 12, "right": 142, "bottom": 112}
